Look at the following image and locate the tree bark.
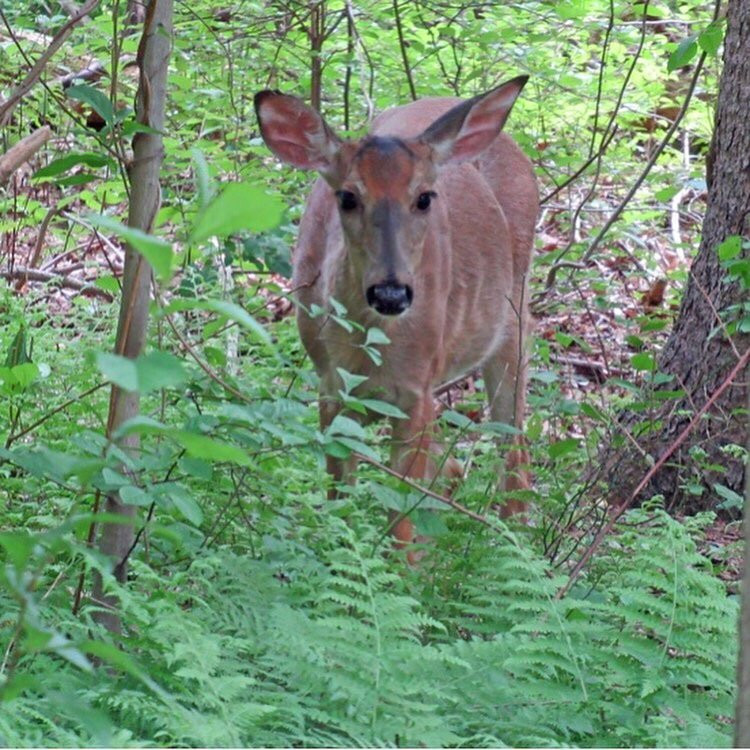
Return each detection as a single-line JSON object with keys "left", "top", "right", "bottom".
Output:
{"left": 309, "top": 2, "right": 325, "bottom": 112}
{"left": 91, "top": 0, "right": 173, "bottom": 634}
{"left": 736, "top": 405, "right": 750, "bottom": 745}
{"left": 607, "top": 0, "right": 750, "bottom": 510}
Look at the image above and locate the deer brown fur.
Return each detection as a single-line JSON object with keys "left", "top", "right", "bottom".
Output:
{"left": 255, "top": 77, "right": 538, "bottom": 554}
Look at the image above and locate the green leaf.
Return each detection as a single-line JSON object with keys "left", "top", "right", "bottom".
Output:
{"left": 668, "top": 36, "right": 698, "bottom": 71}
{"left": 67, "top": 84, "right": 114, "bottom": 126}
{"left": 555, "top": 331, "right": 574, "bottom": 348}
{"left": 480, "top": 421, "right": 521, "bottom": 436}
{"left": 717, "top": 235, "right": 742, "bottom": 261}
{"left": 83, "top": 640, "right": 169, "bottom": 700}
{"left": 441, "top": 409, "right": 473, "bottom": 429}
{"left": 136, "top": 351, "right": 188, "bottom": 393}
{"left": 327, "top": 414, "right": 365, "bottom": 439}
{"left": 714, "top": 482, "right": 743, "bottom": 510}
{"left": 86, "top": 214, "right": 173, "bottom": 281}
{"left": 360, "top": 398, "right": 407, "bottom": 419}
{"left": 175, "top": 431, "right": 252, "bottom": 466}
{"left": 95, "top": 352, "right": 138, "bottom": 391}
{"left": 0, "top": 362, "right": 39, "bottom": 392}
{"left": 0, "top": 531, "right": 35, "bottom": 570}
{"left": 334, "top": 436, "right": 379, "bottom": 461}
{"left": 191, "top": 148, "right": 214, "bottom": 211}
{"left": 33, "top": 152, "right": 114, "bottom": 180}
{"left": 548, "top": 437, "right": 580, "bottom": 459}
{"left": 654, "top": 185, "right": 681, "bottom": 202}
{"left": 112, "top": 415, "right": 167, "bottom": 439}
{"left": 336, "top": 367, "right": 369, "bottom": 394}
{"left": 631, "top": 352, "right": 657, "bottom": 371}
{"left": 95, "top": 351, "right": 187, "bottom": 394}
{"left": 45, "top": 632, "right": 93, "bottom": 672}
{"left": 3, "top": 326, "right": 31, "bottom": 367}
{"left": 201, "top": 299, "right": 271, "bottom": 344}
{"left": 190, "top": 183, "right": 284, "bottom": 243}
{"left": 94, "top": 275, "right": 120, "bottom": 294}
{"left": 119, "top": 485, "right": 154, "bottom": 506}
{"left": 166, "top": 484, "right": 203, "bottom": 525}
{"left": 698, "top": 21, "right": 724, "bottom": 55}
{"left": 179, "top": 456, "right": 213, "bottom": 480}
{"left": 364, "top": 327, "right": 391, "bottom": 346}
{"left": 555, "top": 0, "right": 587, "bottom": 19}
{"left": 101, "top": 467, "right": 130, "bottom": 489}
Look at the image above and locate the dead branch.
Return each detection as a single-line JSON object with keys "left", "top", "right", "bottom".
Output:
{"left": 60, "top": 59, "right": 106, "bottom": 88}
{"left": 1, "top": 267, "right": 113, "bottom": 300}
{"left": 0, "top": 126, "right": 52, "bottom": 185}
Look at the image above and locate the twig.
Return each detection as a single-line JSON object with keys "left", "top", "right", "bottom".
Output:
{"left": 541, "top": 126, "right": 619, "bottom": 206}
{"left": 392, "top": 0, "right": 416, "bottom": 100}
{"left": 5, "top": 382, "right": 107, "bottom": 448}
{"left": 556, "top": 345, "right": 750, "bottom": 600}
{"left": 354, "top": 452, "right": 497, "bottom": 529}
{"left": 0, "top": 0, "right": 99, "bottom": 127}
{"left": 542, "top": 47, "right": 707, "bottom": 293}
{"left": 692, "top": 275, "right": 742, "bottom": 361}
{"left": 159, "top": 294, "right": 250, "bottom": 403}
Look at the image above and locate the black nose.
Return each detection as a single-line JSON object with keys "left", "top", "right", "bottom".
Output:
{"left": 366, "top": 282, "right": 413, "bottom": 315}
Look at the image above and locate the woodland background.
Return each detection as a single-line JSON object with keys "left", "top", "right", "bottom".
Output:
{"left": 0, "top": 0, "right": 748, "bottom": 747}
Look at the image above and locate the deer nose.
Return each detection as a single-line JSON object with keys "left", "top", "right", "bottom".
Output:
{"left": 366, "top": 282, "right": 413, "bottom": 315}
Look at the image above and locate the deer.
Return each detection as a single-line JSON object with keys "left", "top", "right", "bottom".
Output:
{"left": 254, "top": 76, "right": 538, "bottom": 556}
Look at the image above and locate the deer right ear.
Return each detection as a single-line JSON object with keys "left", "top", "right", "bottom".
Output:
{"left": 254, "top": 91, "right": 341, "bottom": 172}
{"left": 420, "top": 75, "right": 529, "bottom": 166}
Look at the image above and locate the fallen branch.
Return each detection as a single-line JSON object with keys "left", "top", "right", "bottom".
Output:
{"left": 1, "top": 267, "right": 113, "bottom": 300}
{"left": 0, "top": 126, "right": 52, "bottom": 185}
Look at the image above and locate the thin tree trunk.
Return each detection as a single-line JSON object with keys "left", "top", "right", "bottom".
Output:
{"left": 309, "top": 2, "right": 325, "bottom": 112}
{"left": 606, "top": 0, "right": 749, "bottom": 509}
{"left": 92, "top": 0, "right": 173, "bottom": 634}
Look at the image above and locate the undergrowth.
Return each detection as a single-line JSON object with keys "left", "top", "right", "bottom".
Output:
{"left": 0, "top": 442, "right": 738, "bottom": 747}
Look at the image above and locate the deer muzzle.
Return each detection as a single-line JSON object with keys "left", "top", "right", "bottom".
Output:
{"left": 366, "top": 281, "right": 413, "bottom": 315}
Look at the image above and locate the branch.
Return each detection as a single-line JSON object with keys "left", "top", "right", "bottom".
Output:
{"left": 392, "top": 0, "right": 416, "bottom": 100}
{"left": 0, "top": 266, "right": 113, "bottom": 300}
{"left": 0, "top": 0, "right": 99, "bottom": 127}
{"left": 354, "top": 452, "right": 497, "bottom": 529}
{"left": 0, "top": 126, "right": 52, "bottom": 185}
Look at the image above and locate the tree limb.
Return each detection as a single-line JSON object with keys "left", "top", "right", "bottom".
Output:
{"left": 0, "top": 126, "right": 52, "bottom": 184}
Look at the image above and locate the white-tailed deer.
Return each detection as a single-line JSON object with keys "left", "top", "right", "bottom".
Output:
{"left": 255, "top": 77, "right": 538, "bottom": 552}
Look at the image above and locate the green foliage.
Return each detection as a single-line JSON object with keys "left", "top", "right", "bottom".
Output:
{"left": 0, "top": 495, "right": 737, "bottom": 746}
{"left": 0, "top": 0, "right": 742, "bottom": 746}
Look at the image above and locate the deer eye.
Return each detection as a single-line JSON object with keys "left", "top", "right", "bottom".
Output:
{"left": 415, "top": 191, "right": 436, "bottom": 211}
{"left": 336, "top": 190, "right": 358, "bottom": 212}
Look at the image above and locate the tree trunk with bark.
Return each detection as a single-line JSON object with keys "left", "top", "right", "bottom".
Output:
{"left": 607, "top": 0, "right": 750, "bottom": 510}
{"left": 91, "top": 0, "right": 173, "bottom": 633}
{"left": 736, "top": 426, "right": 750, "bottom": 745}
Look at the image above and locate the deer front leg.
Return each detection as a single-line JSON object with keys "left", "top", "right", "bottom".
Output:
{"left": 483, "top": 321, "right": 530, "bottom": 516}
{"left": 388, "top": 393, "right": 436, "bottom": 555}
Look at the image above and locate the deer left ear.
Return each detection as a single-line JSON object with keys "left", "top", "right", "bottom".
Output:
{"left": 254, "top": 90, "right": 341, "bottom": 173}
{"left": 420, "top": 75, "right": 529, "bottom": 166}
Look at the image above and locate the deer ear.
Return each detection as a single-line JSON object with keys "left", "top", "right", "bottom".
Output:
{"left": 254, "top": 90, "right": 341, "bottom": 172}
{"left": 420, "top": 75, "right": 529, "bottom": 166}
